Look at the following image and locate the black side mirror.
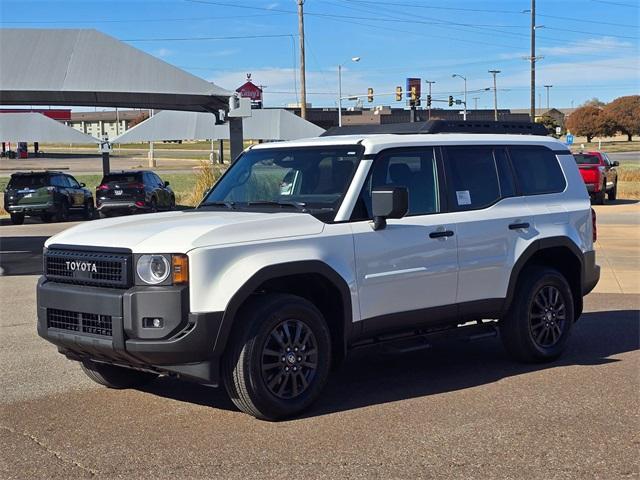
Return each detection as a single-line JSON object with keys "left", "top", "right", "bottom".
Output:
{"left": 612, "top": 161, "right": 619, "bottom": 167}
{"left": 164, "top": 181, "right": 170, "bottom": 187}
{"left": 371, "top": 187, "right": 408, "bottom": 230}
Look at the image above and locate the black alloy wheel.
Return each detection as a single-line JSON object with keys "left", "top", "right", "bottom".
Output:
{"left": 261, "top": 319, "right": 319, "bottom": 400}
{"left": 529, "top": 285, "right": 567, "bottom": 349}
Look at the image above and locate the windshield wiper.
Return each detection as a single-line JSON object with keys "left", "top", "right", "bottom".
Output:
{"left": 245, "top": 200, "right": 307, "bottom": 211}
{"left": 199, "top": 201, "right": 236, "bottom": 209}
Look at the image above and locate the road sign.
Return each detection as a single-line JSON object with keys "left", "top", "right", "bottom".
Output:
{"left": 566, "top": 134, "right": 574, "bottom": 145}
{"left": 555, "top": 126, "right": 562, "bottom": 135}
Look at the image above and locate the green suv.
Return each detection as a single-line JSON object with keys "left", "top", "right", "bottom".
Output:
{"left": 4, "top": 171, "right": 95, "bottom": 225}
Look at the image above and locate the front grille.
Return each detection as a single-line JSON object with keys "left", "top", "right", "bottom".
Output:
{"left": 47, "top": 308, "right": 113, "bottom": 337}
{"left": 44, "top": 248, "right": 131, "bottom": 288}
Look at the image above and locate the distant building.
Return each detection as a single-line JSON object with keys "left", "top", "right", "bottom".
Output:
{"left": 66, "top": 110, "right": 148, "bottom": 140}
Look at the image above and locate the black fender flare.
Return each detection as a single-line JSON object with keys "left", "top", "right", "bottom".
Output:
{"left": 504, "top": 236, "right": 584, "bottom": 315}
{"left": 211, "top": 260, "right": 354, "bottom": 357}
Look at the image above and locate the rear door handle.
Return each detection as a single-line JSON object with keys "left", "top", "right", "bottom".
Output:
{"left": 509, "top": 222, "right": 530, "bottom": 230}
{"left": 429, "top": 230, "right": 454, "bottom": 238}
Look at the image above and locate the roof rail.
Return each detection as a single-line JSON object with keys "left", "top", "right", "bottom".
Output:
{"left": 321, "top": 120, "right": 549, "bottom": 137}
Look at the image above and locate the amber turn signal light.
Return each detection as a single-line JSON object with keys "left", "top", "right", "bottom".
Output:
{"left": 172, "top": 254, "right": 189, "bottom": 284}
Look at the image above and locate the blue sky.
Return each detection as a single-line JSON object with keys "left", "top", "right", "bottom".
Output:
{"left": 1, "top": 0, "right": 638, "bottom": 110}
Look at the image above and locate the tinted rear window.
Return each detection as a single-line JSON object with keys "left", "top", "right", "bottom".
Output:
{"left": 509, "top": 147, "right": 566, "bottom": 195}
{"left": 102, "top": 174, "right": 140, "bottom": 184}
{"left": 444, "top": 146, "right": 501, "bottom": 211}
{"left": 574, "top": 154, "right": 600, "bottom": 165}
{"left": 8, "top": 175, "right": 48, "bottom": 189}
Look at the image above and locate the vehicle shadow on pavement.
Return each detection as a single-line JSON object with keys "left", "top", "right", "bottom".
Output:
{"left": 139, "top": 309, "right": 639, "bottom": 418}
{"left": 596, "top": 199, "right": 638, "bottom": 206}
{"left": 0, "top": 235, "right": 48, "bottom": 276}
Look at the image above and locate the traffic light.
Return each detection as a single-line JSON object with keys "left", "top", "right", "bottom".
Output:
{"left": 410, "top": 86, "right": 417, "bottom": 103}
{"left": 448, "top": 95, "right": 454, "bottom": 107}
{"left": 395, "top": 86, "right": 402, "bottom": 101}
{"left": 427, "top": 94, "right": 432, "bottom": 107}
{"left": 367, "top": 87, "right": 374, "bottom": 103}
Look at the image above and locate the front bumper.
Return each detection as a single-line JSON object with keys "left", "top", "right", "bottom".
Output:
{"left": 582, "top": 250, "right": 600, "bottom": 295}
{"left": 36, "top": 278, "right": 224, "bottom": 385}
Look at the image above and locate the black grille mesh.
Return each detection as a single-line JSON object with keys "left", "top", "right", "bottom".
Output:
{"left": 47, "top": 309, "right": 113, "bottom": 337}
{"left": 44, "top": 249, "right": 131, "bottom": 288}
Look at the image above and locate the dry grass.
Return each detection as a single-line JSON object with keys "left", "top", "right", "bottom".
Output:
{"left": 180, "top": 161, "right": 226, "bottom": 206}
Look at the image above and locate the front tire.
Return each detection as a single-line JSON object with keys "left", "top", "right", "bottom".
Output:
{"left": 10, "top": 213, "right": 24, "bottom": 225}
{"left": 84, "top": 199, "right": 96, "bottom": 220}
{"left": 80, "top": 360, "right": 158, "bottom": 389}
{"left": 593, "top": 188, "right": 606, "bottom": 205}
{"left": 500, "top": 266, "right": 575, "bottom": 363}
{"left": 608, "top": 181, "right": 617, "bottom": 201}
{"left": 222, "top": 294, "right": 332, "bottom": 420}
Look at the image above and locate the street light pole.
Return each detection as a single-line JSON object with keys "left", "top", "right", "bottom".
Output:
{"left": 544, "top": 84, "right": 553, "bottom": 110}
{"left": 472, "top": 97, "right": 479, "bottom": 110}
{"left": 337, "top": 56, "right": 360, "bottom": 127}
{"left": 488, "top": 70, "right": 500, "bottom": 121}
{"left": 425, "top": 80, "right": 436, "bottom": 119}
{"left": 338, "top": 64, "right": 342, "bottom": 127}
{"left": 452, "top": 74, "right": 467, "bottom": 120}
{"left": 297, "top": 0, "right": 307, "bottom": 119}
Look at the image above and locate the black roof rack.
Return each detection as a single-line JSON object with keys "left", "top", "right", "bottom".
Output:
{"left": 321, "top": 120, "right": 549, "bottom": 137}
{"left": 11, "top": 170, "right": 62, "bottom": 175}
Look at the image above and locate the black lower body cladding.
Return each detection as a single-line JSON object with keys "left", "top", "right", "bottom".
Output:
{"left": 36, "top": 277, "right": 224, "bottom": 385}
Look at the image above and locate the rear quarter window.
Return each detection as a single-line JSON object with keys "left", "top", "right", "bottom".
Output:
{"left": 509, "top": 146, "right": 566, "bottom": 195}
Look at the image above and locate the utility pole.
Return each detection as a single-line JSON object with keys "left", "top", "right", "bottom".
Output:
{"left": 297, "top": 0, "right": 307, "bottom": 119}
{"left": 489, "top": 70, "right": 500, "bottom": 121}
{"left": 544, "top": 84, "right": 553, "bottom": 110}
{"left": 425, "top": 80, "right": 436, "bottom": 119}
{"left": 530, "top": 0, "right": 536, "bottom": 121}
{"left": 472, "top": 97, "right": 479, "bottom": 110}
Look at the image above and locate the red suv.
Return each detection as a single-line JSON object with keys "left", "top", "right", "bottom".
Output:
{"left": 573, "top": 151, "right": 619, "bottom": 204}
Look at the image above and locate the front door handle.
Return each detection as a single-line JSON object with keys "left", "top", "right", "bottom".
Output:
{"left": 509, "top": 222, "right": 530, "bottom": 230}
{"left": 429, "top": 230, "right": 454, "bottom": 238}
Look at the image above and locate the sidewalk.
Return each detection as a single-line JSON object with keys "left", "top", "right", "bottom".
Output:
{"left": 592, "top": 202, "right": 640, "bottom": 294}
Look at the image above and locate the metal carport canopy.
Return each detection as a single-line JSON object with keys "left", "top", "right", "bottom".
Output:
{"left": 112, "top": 109, "right": 326, "bottom": 142}
{"left": 0, "top": 29, "right": 231, "bottom": 112}
{"left": 0, "top": 112, "right": 100, "bottom": 143}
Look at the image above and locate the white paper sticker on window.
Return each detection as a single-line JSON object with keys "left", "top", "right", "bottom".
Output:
{"left": 456, "top": 190, "right": 471, "bottom": 205}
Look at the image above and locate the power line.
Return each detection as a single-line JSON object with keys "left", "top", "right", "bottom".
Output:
{"left": 0, "top": 12, "right": 292, "bottom": 24}
{"left": 122, "top": 34, "right": 296, "bottom": 42}
{"left": 591, "top": 0, "right": 639, "bottom": 7}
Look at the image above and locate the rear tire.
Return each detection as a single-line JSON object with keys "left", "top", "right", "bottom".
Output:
{"left": 608, "top": 181, "right": 617, "bottom": 201}
{"left": 10, "top": 213, "right": 24, "bottom": 225}
{"left": 222, "top": 294, "right": 332, "bottom": 420}
{"left": 80, "top": 360, "right": 158, "bottom": 389}
{"left": 500, "top": 266, "right": 574, "bottom": 363}
{"left": 149, "top": 198, "right": 158, "bottom": 213}
{"left": 55, "top": 201, "right": 69, "bottom": 222}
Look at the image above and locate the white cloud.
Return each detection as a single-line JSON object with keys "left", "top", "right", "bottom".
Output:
{"left": 154, "top": 48, "right": 173, "bottom": 58}
{"left": 265, "top": 2, "right": 280, "bottom": 9}
{"left": 539, "top": 37, "right": 636, "bottom": 56}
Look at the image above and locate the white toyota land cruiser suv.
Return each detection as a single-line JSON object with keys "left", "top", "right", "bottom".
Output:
{"left": 38, "top": 121, "right": 600, "bottom": 420}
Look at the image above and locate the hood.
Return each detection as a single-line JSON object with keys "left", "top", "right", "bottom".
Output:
{"left": 45, "top": 210, "right": 325, "bottom": 253}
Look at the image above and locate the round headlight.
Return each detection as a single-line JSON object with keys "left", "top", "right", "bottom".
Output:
{"left": 137, "top": 255, "right": 170, "bottom": 284}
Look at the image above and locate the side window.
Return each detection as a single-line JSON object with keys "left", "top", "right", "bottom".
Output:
{"left": 494, "top": 148, "right": 516, "bottom": 198}
{"left": 66, "top": 176, "right": 80, "bottom": 188}
{"left": 509, "top": 146, "right": 566, "bottom": 195}
{"left": 353, "top": 148, "right": 439, "bottom": 219}
{"left": 51, "top": 175, "right": 68, "bottom": 188}
{"left": 444, "top": 147, "right": 501, "bottom": 211}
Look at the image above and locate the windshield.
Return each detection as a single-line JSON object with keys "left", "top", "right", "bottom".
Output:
{"left": 573, "top": 154, "right": 600, "bottom": 165}
{"left": 201, "top": 146, "right": 363, "bottom": 215}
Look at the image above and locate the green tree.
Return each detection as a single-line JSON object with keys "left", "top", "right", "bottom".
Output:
{"left": 603, "top": 95, "right": 640, "bottom": 141}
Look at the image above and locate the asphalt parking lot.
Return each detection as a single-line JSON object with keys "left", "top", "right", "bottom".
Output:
{"left": 0, "top": 203, "right": 638, "bottom": 479}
